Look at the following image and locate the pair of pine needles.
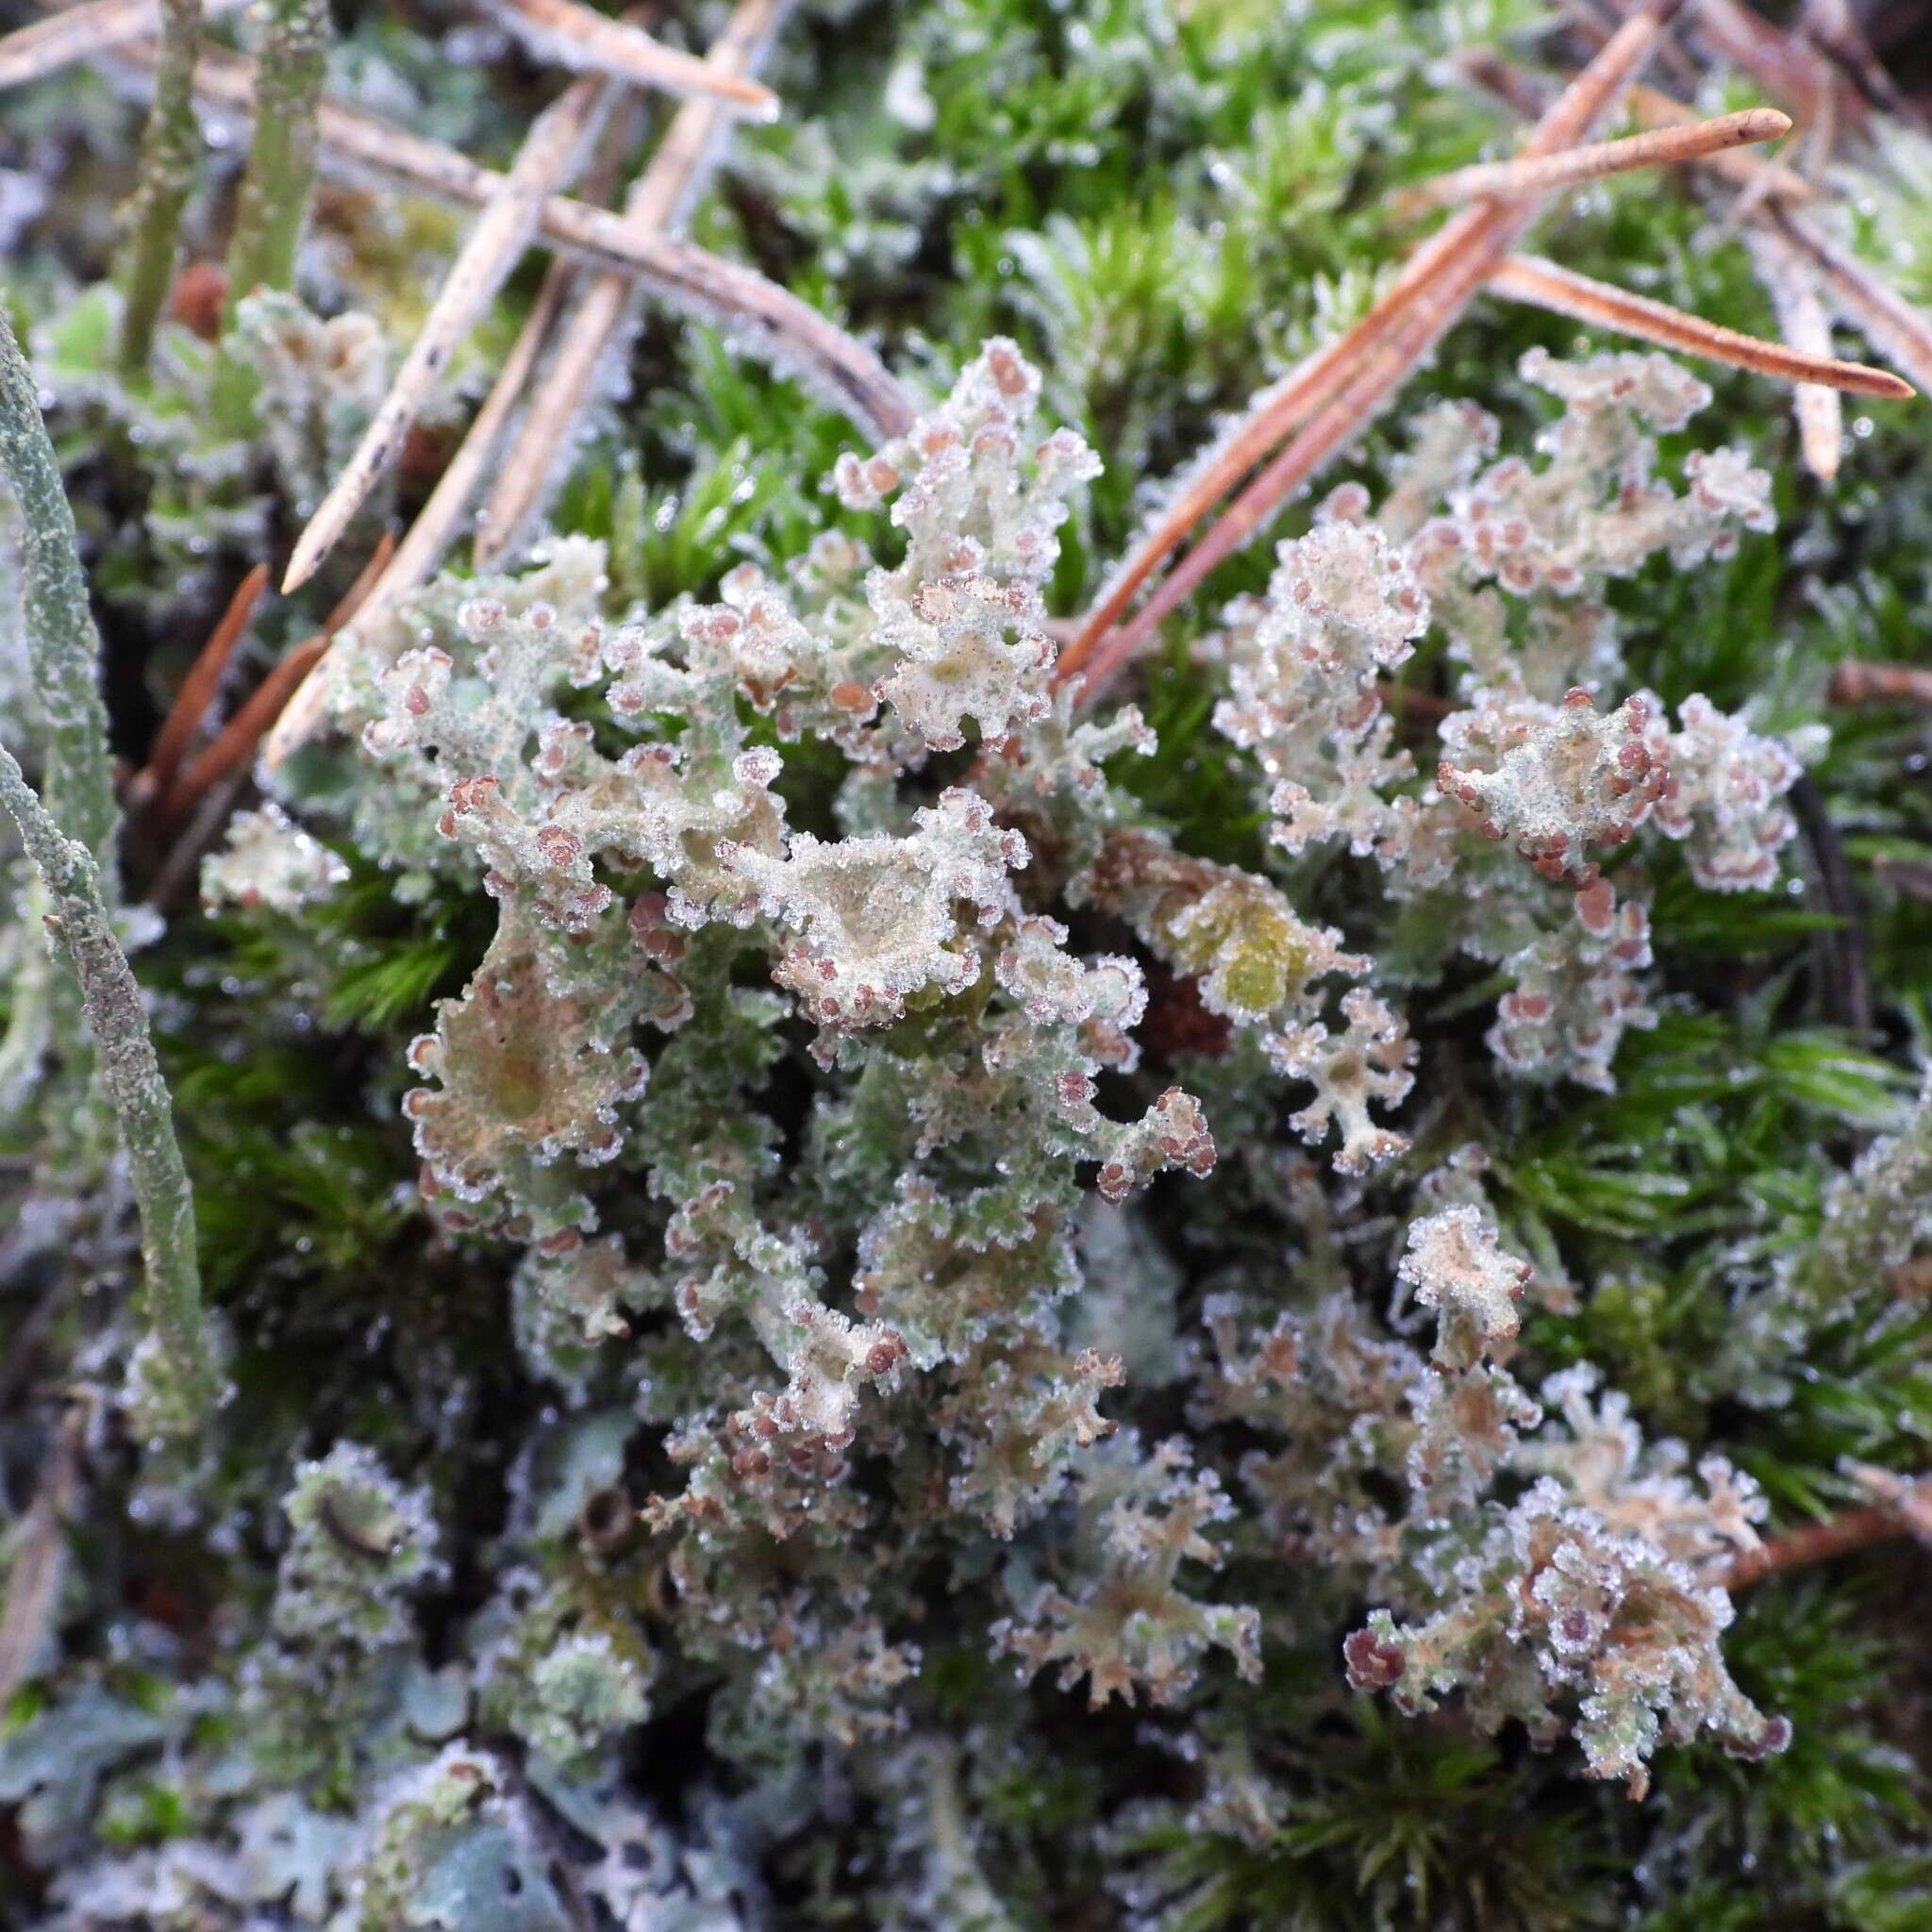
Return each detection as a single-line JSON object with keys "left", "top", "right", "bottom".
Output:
{"left": 1053, "top": 0, "right": 1922, "bottom": 706}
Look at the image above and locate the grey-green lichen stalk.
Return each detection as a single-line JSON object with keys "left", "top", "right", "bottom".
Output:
{"left": 223, "top": 0, "right": 332, "bottom": 319}
{"left": 0, "top": 305, "right": 117, "bottom": 865}
{"left": 0, "top": 302, "right": 121, "bottom": 1124}
{"left": 115, "top": 0, "right": 206, "bottom": 373}
{"left": 0, "top": 743, "right": 224, "bottom": 1428}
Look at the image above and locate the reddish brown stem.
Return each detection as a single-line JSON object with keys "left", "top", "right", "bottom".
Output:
{"left": 133, "top": 559, "right": 268, "bottom": 807}
{"left": 155, "top": 634, "right": 327, "bottom": 823}
{"left": 1828, "top": 661, "right": 1932, "bottom": 708}
{"left": 1720, "top": 1476, "right": 1932, "bottom": 1591}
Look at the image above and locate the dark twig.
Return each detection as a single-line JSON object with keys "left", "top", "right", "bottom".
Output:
{"left": 1789, "top": 769, "right": 1873, "bottom": 1039}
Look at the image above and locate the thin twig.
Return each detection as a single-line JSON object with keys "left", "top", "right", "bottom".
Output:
{"left": 0, "top": 0, "right": 239, "bottom": 92}
{"left": 1827, "top": 661, "right": 1932, "bottom": 708}
{"left": 282, "top": 72, "right": 618, "bottom": 592}
{"left": 1487, "top": 253, "right": 1910, "bottom": 395}
{"left": 143, "top": 769, "right": 245, "bottom": 914}
{"left": 1397, "top": 106, "right": 1790, "bottom": 212}
{"left": 1788, "top": 767, "right": 1872, "bottom": 1038}
{"left": 474, "top": 0, "right": 792, "bottom": 567}
{"left": 131, "top": 560, "right": 269, "bottom": 810}
{"left": 483, "top": 0, "right": 775, "bottom": 117}
{"left": 1873, "top": 855, "right": 1932, "bottom": 908}
{"left": 1057, "top": 0, "right": 1689, "bottom": 701}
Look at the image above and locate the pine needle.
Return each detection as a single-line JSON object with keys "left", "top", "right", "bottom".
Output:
{"left": 109, "top": 39, "right": 914, "bottom": 444}
{"left": 474, "top": 0, "right": 791, "bottom": 567}
{"left": 1397, "top": 106, "right": 1790, "bottom": 212}
{"left": 0, "top": 0, "right": 238, "bottom": 92}
{"left": 281, "top": 72, "right": 617, "bottom": 593}
{"left": 1742, "top": 224, "right": 1847, "bottom": 478}
{"left": 1768, "top": 203, "right": 1932, "bottom": 397}
{"left": 483, "top": 0, "right": 776, "bottom": 117}
{"left": 1488, "top": 254, "right": 1909, "bottom": 396}
{"left": 133, "top": 561, "right": 269, "bottom": 811}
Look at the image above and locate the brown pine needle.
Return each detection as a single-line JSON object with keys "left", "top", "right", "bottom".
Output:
{"left": 1742, "top": 224, "right": 1845, "bottom": 478}
{"left": 484, "top": 0, "right": 775, "bottom": 118}
{"left": 1057, "top": 0, "right": 1688, "bottom": 697}
{"left": 157, "top": 633, "right": 328, "bottom": 823}
{"left": 1768, "top": 204, "right": 1932, "bottom": 398}
{"left": 1625, "top": 80, "right": 1818, "bottom": 201}
{"left": 108, "top": 37, "right": 913, "bottom": 444}
{"left": 1455, "top": 53, "right": 1819, "bottom": 204}
{"left": 1827, "top": 661, "right": 1932, "bottom": 708}
{"left": 282, "top": 73, "right": 616, "bottom": 593}
{"left": 1683, "top": 0, "right": 1844, "bottom": 128}
{"left": 132, "top": 559, "right": 268, "bottom": 810}
{"left": 382, "top": 268, "right": 575, "bottom": 609}
{"left": 1488, "top": 254, "right": 1910, "bottom": 396}
{"left": 1397, "top": 106, "right": 1790, "bottom": 213}
{"left": 0, "top": 0, "right": 238, "bottom": 92}
{"left": 474, "top": 0, "right": 790, "bottom": 568}
{"left": 1717, "top": 1470, "right": 1932, "bottom": 1592}
{"left": 226, "top": 531, "right": 391, "bottom": 780}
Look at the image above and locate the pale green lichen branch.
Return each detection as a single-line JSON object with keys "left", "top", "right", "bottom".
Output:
{"left": 0, "top": 305, "right": 117, "bottom": 865}
{"left": 222, "top": 0, "right": 331, "bottom": 317}
{"left": 0, "top": 741, "right": 223, "bottom": 1425}
{"left": 116, "top": 0, "right": 205, "bottom": 372}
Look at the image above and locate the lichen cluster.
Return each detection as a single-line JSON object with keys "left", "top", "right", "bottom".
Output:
{"left": 8, "top": 0, "right": 1932, "bottom": 1926}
